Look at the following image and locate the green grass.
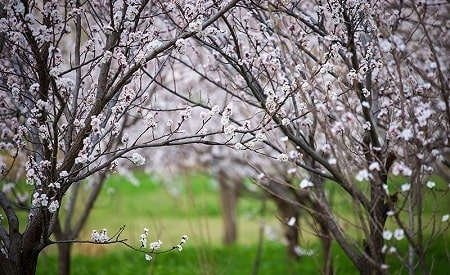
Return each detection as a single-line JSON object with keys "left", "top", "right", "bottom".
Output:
{"left": 37, "top": 236, "right": 450, "bottom": 274}
{"left": 28, "top": 171, "right": 450, "bottom": 274}
{"left": 68, "top": 172, "right": 282, "bottom": 250}
{"left": 38, "top": 242, "right": 323, "bottom": 275}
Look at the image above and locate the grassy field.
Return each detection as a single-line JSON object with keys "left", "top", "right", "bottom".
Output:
{"left": 35, "top": 171, "right": 450, "bottom": 274}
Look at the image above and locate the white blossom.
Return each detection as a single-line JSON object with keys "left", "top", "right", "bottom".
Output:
{"left": 101, "top": 50, "right": 112, "bottom": 63}
{"left": 208, "top": 105, "right": 220, "bottom": 117}
{"left": 276, "top": 153, "right": 289, "bottom": 162}
{"left": 401, "top": 183, "right": 411, "bottom": 192}
{"left": 147, "top": 39, "right": 162, "bottom": 52}
{"left": 281, "top": 118, "right": 291, "bottom": 126}
{"left": 48, "top": 200, "right": 59, "bottom": 213}
{"left": 234, "top": 143, "right": 244, "bottom": 150}
{"left": 121, "top": 134, "right": 129, "bottom": 144}
{"left": 394, "top": 229, "right": 404, "bottom": 240}
{"left": 287, "top": 217, "right": 296, "bottom": 227}
{"left": 32, "top": 193, "right": 48, "bottom": 207}
{"left": 181, "top": 234, "right": 188, "bottom": 244}
{"left": 244, "top": 141, "right": 255, "bottom": 149}
{"left": 188, "top": 17, "right": 203, "bottom": 32}
{"left": 299, "top": 179, "right": 314, "bottom": 189}
{"left": 255, "top": 132, "right": 265, "bottom": 142}
{"left": 293, "top": 246, "right": 314, "bottom": 256}
{"left": 328, "top": 158, "right": 337, "bottom": 165}
{"left": 149, "top": 240, "right": 162, "bottom": 250}
{"left": 287, "top": 168, "right": 296, "bottom": 174}
{"left": 140, "top": 228, "right": 148, "bottom": 248}
{"left": 383, "top": 184, "right": 389, "bottom": 195}
{"left": 355, "top": 169, "right": 370, "bottom": 182}
{"left": 59, "top": 170, "right": 69, "bottom": 178}
{"left": 91, "top": 229, "right": 109, "bottom": 243}
{"left": 301, "top": 82, "right": 312, "bottom": 92}
{"left": 369, "top": 162, "right": 381, "bottom": 171}
{"left": 382, "top": 230, "right": 393, "bottom": 240}
{"left": 181, "top": 107, "right": 192, "bottom": 120}
{"left": 399, "top": 128, "right": 413, "bottom": 141}
{"left": 224, "top": 125, "right": 236, "bottom": 136}
{"left": 175, "top": 38, "right": 186, "bottom": 53}
{"left": 131, "top": 153, "right": 146, "bottom": 166}
{"left": 391, "top": 162, "right": 412, "bottom": 177}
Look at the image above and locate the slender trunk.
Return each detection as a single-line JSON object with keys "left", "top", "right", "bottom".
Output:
{"left": 310, "top": 199, "right": 333, "bottom": 275}
{"left": 272, "top": 195, "right": 300, "bottom": 260}
{"left": 263, "top": 179, "right": 301, "bottom": 260}
{"left": 306, "top": 175, "right": 334, "bottom": 274}
{"left": 357, "top": 184, "right": 388, "bottom": 275}
{"left": 408, "top": 185, "right": 415, "bottom": 275}
{"left": 284, "top": 212, "right": 300, "bottom": 260}
{"left": 252, "top": 199, "right": 266, "bottom": 275}
{"left": 320, "top": 234, "right": 333, "bottom": 275}
{"left": 57, "top": 242, "right": 72, "bottom": 275}
{"left": 217, "top": 171, "right": 241, "bottom": 245}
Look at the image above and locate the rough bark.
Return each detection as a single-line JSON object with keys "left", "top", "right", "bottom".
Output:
{"left": 0, "top": 239, "right": 41, "bottom": 275}
{"left": 356, "top": 178, "right": 389, "bottom": 275}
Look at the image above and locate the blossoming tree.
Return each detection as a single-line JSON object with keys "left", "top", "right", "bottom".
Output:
{"left": 157, "top": 0, "right": 450, "bottom": 274}
{"left": 1, "top": 0, "right": 449, "bottom": 274}
{"left": 0, "top": 0, "right": 240, "bottom": 274}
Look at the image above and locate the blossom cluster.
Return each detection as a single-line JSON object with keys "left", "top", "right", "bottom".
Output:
{"left": 91, "top": 229, "right": 109, "bottom": 243}
{"left": 139, "top": 227, "right": 188, "bottom": 261}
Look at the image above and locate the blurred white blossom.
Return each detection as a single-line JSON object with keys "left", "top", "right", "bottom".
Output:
{"left": 383, "top": 230, "right": 393, "bottom": 240}
{"left": 131, "top": 153, "right": 146, "bottom": 166}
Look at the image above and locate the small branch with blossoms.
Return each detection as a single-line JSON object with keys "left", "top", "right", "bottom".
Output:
{"left": 49, "top": 225, "right": 188, "bottom": 261}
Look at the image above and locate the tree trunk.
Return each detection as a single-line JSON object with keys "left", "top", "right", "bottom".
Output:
{"left": 217, "top": 171, "right": 242, "bottom": 245}
{"left": 284, "top": 212, "right": 300, "bottom": 260}
{"left": 272, "top": 196, "right": 301, "bottom": 260}
{"left": 357, "top": 190, "right": 389, "bottom": 275}
{"left": 0, "top": 249, "right": 40, "bottom": 275}
{"left": 309, "top": 198, "right": 334, "bottom": 275}
{"left": 320, "top": 233, "right": 333, "bottom": 275}
{"left": 0, "top": 209, "right": 47, "bottom": 275}
{"left": 57, "top": 242, "right": 72, "bottom": 275}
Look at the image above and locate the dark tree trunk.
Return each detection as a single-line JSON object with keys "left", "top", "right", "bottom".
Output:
{"left": 284, "top": 212, "right": 300, "bottom": 260}
{"left": 217, "top": 170, "right": 242, "bottom": 245}
{"left": 320, "top": 233, "right": 333, "bottom": 275}
{"left": 0, "top": 246, "right": 40, "bottom": 275}
{"left": 0, "top": 253, "right": 39, "bottom": 275}
{"left": 309, "top": 198, "right": 334, "bottom": 275}
{"left": 57, "top": 242, "right": 72, "bottom": 275}
{"left": 272, "top": 195, "right": 301, "bottom": 260}
{"left": 357, "top": 180, "right": 389, "bottom": 275}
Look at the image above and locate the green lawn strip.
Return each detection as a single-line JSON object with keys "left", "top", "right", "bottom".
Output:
{"left": 34, "top": 172, "right": 450, "bottom": 274}
{"left": 37, "top": 237, "right": 450, "bottom": 275}
{"left": 38, "top": 242, "right": 326, "bottom": 275}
